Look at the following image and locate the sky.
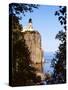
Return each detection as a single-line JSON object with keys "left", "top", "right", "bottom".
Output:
{"left": 20, "top": 5, "right": 62, "bottom": 52}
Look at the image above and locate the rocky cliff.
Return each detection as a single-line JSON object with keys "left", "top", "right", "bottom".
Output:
{"left": 22, "top": 31, "right": 43, "bottom": 72}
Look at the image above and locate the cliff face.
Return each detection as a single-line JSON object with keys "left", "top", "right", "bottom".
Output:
{"left": 22, "top": 31, "right": 43, "bottom": 72}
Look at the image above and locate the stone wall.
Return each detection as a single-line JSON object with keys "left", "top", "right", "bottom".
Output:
{"left": 22, "top": 31, "right": 43, "bottom": 72}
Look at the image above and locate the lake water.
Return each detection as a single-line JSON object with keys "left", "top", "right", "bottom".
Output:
{"left": 43, "top": 52, "right": 55, "bottom": 74}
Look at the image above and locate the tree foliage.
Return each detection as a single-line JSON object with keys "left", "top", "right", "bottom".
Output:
{"left": 9, "top": 3, "right": 40, "bottom": 86}
{"left": 9, "top": 3, "right": 38, "bottom": 17}
{"left": 47, "top": 6, "right": 67, "bottom": 84}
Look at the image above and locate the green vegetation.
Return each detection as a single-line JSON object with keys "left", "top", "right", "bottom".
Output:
{"left": 46, "top": 6, "right": 66, "bottom": 84}
{"left": 9, "top": 3, "right": 42, "bottom": 86}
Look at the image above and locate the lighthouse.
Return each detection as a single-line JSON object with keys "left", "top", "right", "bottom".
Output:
{"left": 22, "top": 18, "right": 34, "bottom": 32}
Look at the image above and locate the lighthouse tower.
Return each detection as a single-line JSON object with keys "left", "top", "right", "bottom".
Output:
{"left": 22, "top": 18, "right": 34, "bottom": 32}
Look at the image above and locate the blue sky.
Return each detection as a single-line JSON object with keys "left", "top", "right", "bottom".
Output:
{"left": 20, "top": 5, "right": 62, "bottom": 52}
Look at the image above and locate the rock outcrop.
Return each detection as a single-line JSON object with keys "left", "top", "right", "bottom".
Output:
{"left": 22, "top": 31, "right": 43, "bottom": 72}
